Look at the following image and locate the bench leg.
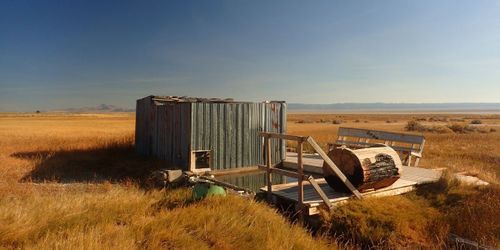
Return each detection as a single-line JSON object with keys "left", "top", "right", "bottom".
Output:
{"left": 414, "top": 157, "right": 420, "bottom": 167}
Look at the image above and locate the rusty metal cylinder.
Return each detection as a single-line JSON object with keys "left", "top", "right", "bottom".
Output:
{"left": 322, "top": 145, "right": 402, "bottom": 192}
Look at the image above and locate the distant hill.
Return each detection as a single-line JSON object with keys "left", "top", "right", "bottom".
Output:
{"left": 51, "top": 103, "right": 500, "bottom": 113}
{"left": 288, "top": 103, "right": 500, "bottom": 112}
{"left": 61, "top": 104, "right": 135, "bottom": 113}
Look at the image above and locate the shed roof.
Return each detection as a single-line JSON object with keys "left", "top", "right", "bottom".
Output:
{"left": 144, "top": 95, "right": 285, "bottom": 105}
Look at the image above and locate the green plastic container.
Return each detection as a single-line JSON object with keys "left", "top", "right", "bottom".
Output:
{"left": 192, "top": 183, "right": 226, "bottom": 200}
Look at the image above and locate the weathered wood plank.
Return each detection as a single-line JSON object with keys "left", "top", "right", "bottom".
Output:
{"left": 297, "top": 142, "right": 304, "bottom": 207}
{"left": 210, "top": 166, "right": 260, "bottom": 176}
{"left": 259, "top": 132, "right": 308, "bottom": 142}
{"left": 283, "top": 153, "right": 324, "bottom": 175}
{"left": 258, "top": 165, "right": 302, "bottom": 179}
{"left": 333, "top": 140, "right": 420, "bottom": 153}
{"left": 261, "top": 177, "right": 422, "bottom": 215}
{"left": 337, "top": 127, "right": 424, "bottom": 144}
{"left": 307, "top": 176, "right": 333, "bottom": 210}
{"left": 265, "top": 136, "right": 272, "bottom": 202}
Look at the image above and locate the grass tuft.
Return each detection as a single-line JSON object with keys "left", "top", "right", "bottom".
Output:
{"left": 319, "top": 196, "right": 448, "bottom": 248}
{"left": 446, "top": 185, "right": 500, "bottom": 246}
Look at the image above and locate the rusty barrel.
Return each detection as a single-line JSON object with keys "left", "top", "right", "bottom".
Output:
{"left": 322, "top": 145, "right": 403, "bottom": 192}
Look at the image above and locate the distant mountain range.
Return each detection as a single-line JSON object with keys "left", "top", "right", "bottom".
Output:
{"left": 288, "top": 103, "right": 500, "bottom": 112}
{"left": 61, "top": 104, "right": 134, "bottom": 113}
{"left": 51, "top": 102, "right": 500, "bottom": 113}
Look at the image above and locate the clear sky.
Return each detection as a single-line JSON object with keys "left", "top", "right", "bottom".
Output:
{"left": 1, "top": 1, "right": 499, "bottom": 111}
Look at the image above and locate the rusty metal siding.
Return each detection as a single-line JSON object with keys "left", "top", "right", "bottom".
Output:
{"left": 263, "top": 102, "right": 286, "bottom": 166}
{"left": 190, "top": 102, "right": 286, "bottom": 170}
{"left": 280, "top": 103, "right": 287, "bottom": 160}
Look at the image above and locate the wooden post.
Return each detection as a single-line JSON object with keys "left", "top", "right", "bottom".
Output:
{"left": 414, "top": 156, "right": 420, "bottom": 167}
{"left": 265, "top": 135, "right": 273, "bottom": 203}
{"left": 407, "top": 155, "right": 412, "bottom": 167}
{"left": 297, "top": 141, "right": 304, "bottom": 212}
{"left": 414, "top": 139, "right": 425, "bottom": 167}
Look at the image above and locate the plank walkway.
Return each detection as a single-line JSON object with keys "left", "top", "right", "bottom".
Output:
{"left": 262, "top": 152, "right": 442, "bottom": 215}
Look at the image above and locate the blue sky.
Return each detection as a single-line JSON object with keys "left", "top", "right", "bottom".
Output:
{"left": 1, "top": 1, "right": 499, "bottom": 111}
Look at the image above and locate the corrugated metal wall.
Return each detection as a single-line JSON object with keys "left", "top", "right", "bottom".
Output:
{"left": 153, "top": 103, "right": 191, "bottom": 168}
{"left": 135, "top": 97, "right": 191, "bottom": 169}
{"left": 262, "top": 102, "right": 287, "bottom": 165}
{"left": 190, "top": 102, "right": 286, "bottom": 170}
{"left": 136, "top": 96, "right": 287, "bottom": 171}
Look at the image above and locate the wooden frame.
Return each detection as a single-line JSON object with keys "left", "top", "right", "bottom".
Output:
{"left": 190, "top": 150, "right": 212, "bottom": 173}
{"left": 259, "top": 132, "right": 362, "bottom": 217}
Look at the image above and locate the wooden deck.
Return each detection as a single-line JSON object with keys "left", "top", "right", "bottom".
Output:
{"left": 282, "top": 152, "right": 324, "bottom": 175}
{"left": 262, "top": 152, "right": 442, "bottom": 215}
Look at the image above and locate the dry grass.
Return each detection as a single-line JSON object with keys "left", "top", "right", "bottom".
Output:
{"left": 320, "top": 195, "right": 449, "bottom": 248}
{"left": 405, "top": 120, "right": 494, "bottom": 134}
{"left": 0, "top": 187, "right": 331, "bottom": 249}
{"left": 318, "top": 174, "right": 500, "bottom": 248}
{"left": 289, "top": 113, "right": 500, "bottom": 248}
{"left": 446, "top": 185, "right": 500, "bottom": 245}
{"left": 320, "top": 177, "right": 500, "bottom": 249}
{"left": 288, "top": 113, "right": 500, "bottom": 183}
{"left": 0, "top": 113, "right": 331, "bottom": 249}
{"left": 1, "top": 112, "right": 499, "bottom": 248}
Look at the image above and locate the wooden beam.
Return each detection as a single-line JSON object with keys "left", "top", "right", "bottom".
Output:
{"left": 307, "top": 176, "right": 333, "bottom": 210}
{"left": 210, "top": 166, "right": 260, "bottom": 176}
{"left": 198, "top": 176, "right": 254, "bottom": 194}
{"left": 265, "top": 136, "right": 273, "bottom": 202}
{"left": 274, "top": 167, "right": 301, "bottom": 179}
{"left": 337, "top": 127, "right": 425, "bottom": 144}
{"left": 258, "top": 165, "right": 302, "bottom": 179}
{"left": 258, "top": 132, "right": 308, "bottom": 142}
{"left": 297, "top": 141, "right": 304, "bottom": 207}
{"left": 306, "top": 137, "right": 363, "bottom": 199}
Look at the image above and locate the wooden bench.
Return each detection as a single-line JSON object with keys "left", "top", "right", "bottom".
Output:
{"left": 328, "top": 127, "right": 425, "bottom": 167}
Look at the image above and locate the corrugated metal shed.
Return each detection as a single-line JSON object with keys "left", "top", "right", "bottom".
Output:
{"left": 135, "top": 95, "right": 287, "bottom": 172}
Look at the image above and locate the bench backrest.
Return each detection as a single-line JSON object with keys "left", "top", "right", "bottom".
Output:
{"left": 334, "top": 127, "right": 425, "bottom": 154}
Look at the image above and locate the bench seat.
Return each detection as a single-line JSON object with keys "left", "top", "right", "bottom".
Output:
{"left": 330, "top": 127, "right": 425, "bottom": 167}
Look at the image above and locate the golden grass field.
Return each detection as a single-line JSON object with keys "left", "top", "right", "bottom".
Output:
{"left": 288, "top": 113, "right": 500, "bottom": 183}
{"left": 0, "top": 113, "right": 331, "bottom": 250}
{"left": 288, "top": 113, "right": 499, "bottom": 248}
{"left": 0, "top": 112, "right": 498, "bottom": 248}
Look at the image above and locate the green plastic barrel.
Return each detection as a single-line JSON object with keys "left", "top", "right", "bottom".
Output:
{"left": 192, "top": 183, "right": 226, "bottom": 200}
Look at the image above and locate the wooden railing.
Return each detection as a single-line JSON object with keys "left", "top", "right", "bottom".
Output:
{"left": 258, "top": 132, "right": 362, "bottom": 214}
